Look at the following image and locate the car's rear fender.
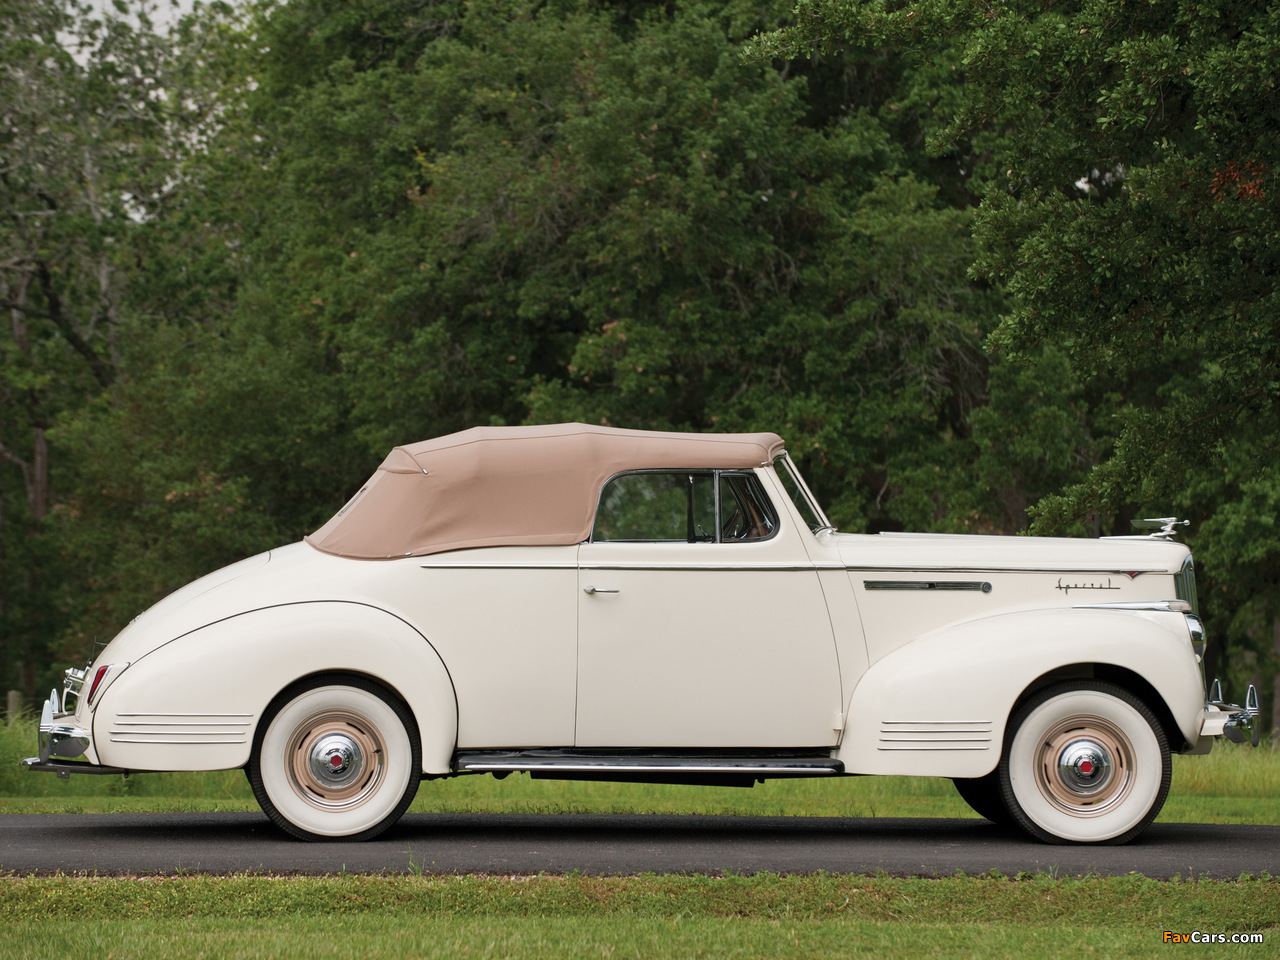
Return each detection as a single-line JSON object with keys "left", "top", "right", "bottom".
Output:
{"left": 836, "top": 607, "right": 1204, "bottom": 778}
{"left": 91, "top": 601, "right": 458, "bottom": 774}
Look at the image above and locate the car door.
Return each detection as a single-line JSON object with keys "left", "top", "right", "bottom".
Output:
{"left": 575, "top": 469, "right": 843, "bottom": 748}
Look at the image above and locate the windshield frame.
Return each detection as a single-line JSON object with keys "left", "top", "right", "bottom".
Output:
{"left": 772, "top": 453, "right": 833, "bottom": 535}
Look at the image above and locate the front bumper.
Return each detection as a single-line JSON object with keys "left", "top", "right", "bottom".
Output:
{"left": 1200, "top": 680, "right": 1262, "bottom": 747}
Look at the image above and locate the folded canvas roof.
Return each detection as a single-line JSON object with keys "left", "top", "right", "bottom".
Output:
{"left": 305, "top": 422, "right": 786, "bottom": 559}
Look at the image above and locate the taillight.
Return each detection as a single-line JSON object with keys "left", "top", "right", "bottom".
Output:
{"left": 86, "top": 665, "right": 112, "bottom": 705}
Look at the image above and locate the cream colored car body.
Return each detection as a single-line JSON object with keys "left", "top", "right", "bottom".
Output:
{"left": 28, "top": 424, "right": 1251, "bottom": 844}
{"left": 71, "top": 464, "right": 1201, "bottom": 774}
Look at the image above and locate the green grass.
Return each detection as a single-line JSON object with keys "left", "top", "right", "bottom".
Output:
{"left": 0, "top": 873, "right": 1275, "bottom": 959}
{"left": 2, "top": 716, "right": 1276, "bottom": 824}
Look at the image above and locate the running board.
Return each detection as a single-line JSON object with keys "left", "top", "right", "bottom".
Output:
{"left": 454, "top": 750, "right": 843, "bottom": 785}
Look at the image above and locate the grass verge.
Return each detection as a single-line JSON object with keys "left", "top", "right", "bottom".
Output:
{"left": 0, "top": 873, "right": 1275, "bottom": 960}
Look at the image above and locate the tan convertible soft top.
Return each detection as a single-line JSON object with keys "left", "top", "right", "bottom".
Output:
{"left": 306, "top": 422, "right": 786, "bottom": 559}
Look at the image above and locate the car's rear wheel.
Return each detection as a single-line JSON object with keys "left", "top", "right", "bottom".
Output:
{"left": 999, "top": 681, "right": 1170, "bottom": 844}
{"left": 248, "top": 675, "right": 420, "bottom": 841}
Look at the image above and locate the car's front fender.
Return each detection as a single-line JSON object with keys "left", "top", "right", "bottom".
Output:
{"left": 836, "top": 607, "right": 1204, "bottom": 778}
{"left": 91, "top": 601, "right": 458, "bottom": 774}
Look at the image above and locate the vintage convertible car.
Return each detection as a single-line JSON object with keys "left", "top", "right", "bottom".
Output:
{"left": 24, "top": 423, "right": 1260, "bottom": 843}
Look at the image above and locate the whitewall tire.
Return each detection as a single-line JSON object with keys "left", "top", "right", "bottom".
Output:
{"left": 999, "top": 681, "right": 1170, "bottom": 845}
{"left": 249, "top": 676, "right": 421, "bottom": 841}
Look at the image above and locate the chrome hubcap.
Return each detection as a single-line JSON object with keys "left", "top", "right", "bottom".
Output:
{"left": 308, "top": 733, "right": 365, "bottom": 786}
{"left": 287, "top": 710, "right": 384, "bottom": 811}
{"left": 1055, "top": 738, "right": 1113, "bottom": 795}
{"left": 1035, "top": 716, "right": 1134, "bottom": 817}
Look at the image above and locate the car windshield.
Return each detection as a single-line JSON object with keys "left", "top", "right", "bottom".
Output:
{"left": 774, "top": 455, "right": 832, "bottom": 534}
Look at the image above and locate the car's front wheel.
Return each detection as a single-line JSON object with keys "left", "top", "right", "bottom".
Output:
{"left": 999, "top": 681, "right": 1170, "bottom": 844}
{"left": 248, "top": 675, "right": 421, "bottom": 841}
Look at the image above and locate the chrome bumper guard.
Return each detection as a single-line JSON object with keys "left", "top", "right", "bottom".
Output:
{"left": 1201, "top": 680, "right": 1261, "bottom": 747}
{"left": 20, "top": 677, "right": 130, "bottom": 778}
{"left": 31, "top": 686, "right": 91, "bottom": 763}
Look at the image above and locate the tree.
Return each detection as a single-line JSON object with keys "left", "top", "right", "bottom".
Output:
{"left": 233, "top": 0, "right": 1003, "bottom": 529}
{"left": 0, "top": 0, "right": 273, "bottom": 691}
{"left": 1, "top": 0, "right": 187, "bottom": 694}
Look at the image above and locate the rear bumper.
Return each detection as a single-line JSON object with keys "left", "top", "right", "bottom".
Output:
{"left": 30, "top": 687, "right": 92, "bottom": 763}
{"left": 16, "top": 681, "right": 125, "bottom": 777}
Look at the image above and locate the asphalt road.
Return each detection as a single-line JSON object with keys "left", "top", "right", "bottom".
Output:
{"left": 1, "top": 812, "right": 1276, "bottom": 877}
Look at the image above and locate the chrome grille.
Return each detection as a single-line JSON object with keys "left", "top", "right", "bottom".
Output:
{"left": 1175, "top": 554, "right": 1199, "bottom": 615}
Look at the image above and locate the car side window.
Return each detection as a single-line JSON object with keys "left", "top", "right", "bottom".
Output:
{"left": 718, "top": 473, "right": 777, "bottom": 541}
{"left": 592, "top": 471, "right": 775, "bottom": 543}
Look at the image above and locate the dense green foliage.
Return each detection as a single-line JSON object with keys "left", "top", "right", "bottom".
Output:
{"left": 0, "top": 0, "right": 1274, "bottom": 729}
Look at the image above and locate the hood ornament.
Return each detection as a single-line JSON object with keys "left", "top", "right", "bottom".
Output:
{"left": 1130, "top": 517, "right": 1190, "bottom": 540}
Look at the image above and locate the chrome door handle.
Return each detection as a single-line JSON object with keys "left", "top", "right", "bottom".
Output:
{"left": 582, "top": 585, "right": 620, "bottom": 595}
